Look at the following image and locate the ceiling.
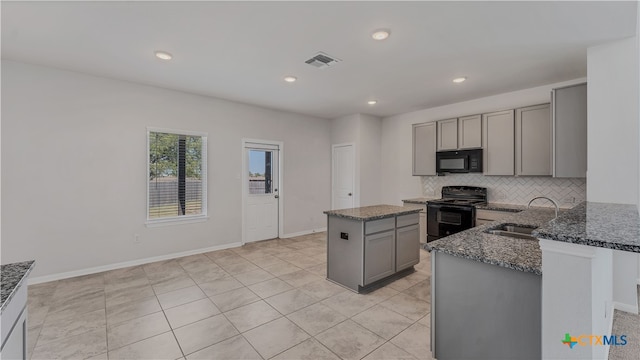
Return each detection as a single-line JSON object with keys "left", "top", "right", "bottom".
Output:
{"left": 1, "top": 1, "right": 637, "bottom": 119}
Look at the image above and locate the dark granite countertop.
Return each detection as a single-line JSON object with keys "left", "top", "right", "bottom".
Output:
{"left": 533, "top": 201, "right": 640, "bottom": 253}
{"left": 476, "top": 203, "right": 526, "bottom": 212}
{"left": 425, "top": 208, "right": 558, "bottom": 275}
{"left": 1, "top": 260, "right": 35, "bottom": 314}
{"left": 401, "top": 197, "right": 436, "bottom": 205}
{"left": 324, "top": 205, "right": 422, "bottom": 221}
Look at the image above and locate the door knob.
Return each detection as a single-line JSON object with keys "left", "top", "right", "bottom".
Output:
{"left": 348, "top": 193, "right": 352, "bottom": 196}
{"left": 275, "top": 195, "right": 279, "bottom": 198}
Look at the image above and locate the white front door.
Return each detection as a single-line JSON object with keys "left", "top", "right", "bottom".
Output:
{"left": 332, "top": 144, "right": 355, "bottom": 210}
{"left": 245, "top": 143, "right": 279, "bottom": 242}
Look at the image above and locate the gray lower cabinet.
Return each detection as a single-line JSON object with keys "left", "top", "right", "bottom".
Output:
{"left": 364, "top": 230, "right": 396, "bottom": 285}
{"left": 327, "top": 212, "right": 420, "bottom": 292}
{"left": 396, "top": 224, "right": 420, "bottom": 271}
{"left": 432, "top": 252, "right": 541, "bottom": 359}
{"left": 1, "top": 280, "right": 28, "bottom": 360}
{"left": 1, "top": 310, "right": 26, "bottom": 360}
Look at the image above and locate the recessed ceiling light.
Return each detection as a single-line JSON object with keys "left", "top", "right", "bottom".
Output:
{"left": 154, "top": 51, "right": 173, "bottom": 60}
{"left": 284, "top": 76, "right": 297, "bottom": 83}
{"left": 453, "top": 77, "right": 467, "bottom": 83}
{"left": 367, "top": 100, "right": 378, "bottom": 105}
{"left": 371, "top": 29, "right": 391, "bottom": 41}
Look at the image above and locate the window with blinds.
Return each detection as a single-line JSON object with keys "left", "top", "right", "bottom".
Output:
{"left": 147, "top": 129, "right": 207, "bottom": 222}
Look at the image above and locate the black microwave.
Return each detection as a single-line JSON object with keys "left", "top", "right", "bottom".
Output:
{"left": 436, "top": 149, "right": 483, "bottom": 173}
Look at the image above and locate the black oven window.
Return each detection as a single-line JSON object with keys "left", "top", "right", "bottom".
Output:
{"left": 438, "top": 211, "right": 462, "bottom": 225}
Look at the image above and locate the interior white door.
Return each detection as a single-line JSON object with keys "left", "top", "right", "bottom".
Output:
{"left": 245, "top": 144, "right": 279, "bottom": 242}
{"left": 332, "top": 144, "right": 355, "bottom": 210}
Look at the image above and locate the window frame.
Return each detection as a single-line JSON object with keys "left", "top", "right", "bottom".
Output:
{"left": 146, "top": 127, "right": 208, "bottom": 227}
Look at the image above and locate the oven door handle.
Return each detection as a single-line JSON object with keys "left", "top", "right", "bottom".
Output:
{"left": 429, "top": 204, "right": 474, "bottom": 212}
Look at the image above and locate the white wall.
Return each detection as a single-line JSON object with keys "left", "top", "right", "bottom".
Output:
{"left": 330, "top": 113, "right": 382, "bottom": 207}
{"left": 1, "top": 61, "right": 331, "bottom": 278}
{"left": 357, "top": 114, "right": 382, "bottom": 206}
{"left": 587, "top": 36, "right": 640, "bottom": 313}
{"left": 587, "top": 38, "right": 639, "bottom": 205}
{"left": 637, "top": 0, "right": 640, "bottom": 286}
{"left": 331, "top": 114, "right": 361, "bottom": 208}
{"left": 380, "top": 78, "right": 587, "bottom": 205}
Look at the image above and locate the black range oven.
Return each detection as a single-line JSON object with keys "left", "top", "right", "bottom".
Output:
{"left": 427, "top": 186, "right": 487, "bottom": 242}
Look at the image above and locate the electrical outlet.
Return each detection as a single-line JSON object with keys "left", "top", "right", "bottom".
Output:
{"left": 134, "top": 234, "right": 140, "bottom": 243}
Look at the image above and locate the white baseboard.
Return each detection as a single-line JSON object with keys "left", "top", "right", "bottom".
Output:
{"left": 28, "top": 242, "right": 242, "bottom": 285}
{"left": 613, "top": 301, "right": 639, "bottom": 315}
{"left": 604, "top": 304, "right": 614, "bottom": 358}
{"left": 280, "top": 227, "right": 327, "bottom": 239}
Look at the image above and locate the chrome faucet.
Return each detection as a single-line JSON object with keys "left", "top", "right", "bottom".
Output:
{"left": 527, "top": 196, "right": 560, "bottom": 219}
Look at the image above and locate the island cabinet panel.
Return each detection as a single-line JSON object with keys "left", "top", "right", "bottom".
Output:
{"left": 326, "top": 216, "right": 364, "bottom": 292}
{"left": 1, "top": 264, "right": 32, "bottom": 360}
{"left": 412, "top": 122, "right": 437, "bottom": 176}
{"left": 2, "top": 310, "right": 26, "bottom": 360}
{"left": 483, "top": 110, "right": 515, "bottom": 175}
{"left": 364, "top": 230, "right": 396, "bottom": 285}
{"left": 396, "top": 224, "right": 420, "bottom": 271}
{"left": 432, "top": 252, "right": 541, "bottom": 359}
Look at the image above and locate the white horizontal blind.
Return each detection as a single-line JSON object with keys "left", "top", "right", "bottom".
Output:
{"left": 147, "top": 129, "right": 207, "bottom": 220}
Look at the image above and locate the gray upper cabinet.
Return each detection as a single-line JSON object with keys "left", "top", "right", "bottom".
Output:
{"left": 437, "top": 118, "right": 458, "bottom": 151}
{"left": 515, "top": 104, "right": 551, "bottom": 176}
{"left": 458, "top": 114, "right": 482, "bottom": 149}
{"left": 483, "top": 110, "right": 515, "bottom": 175}
{"left": 552, "top": 83, "right": 587, "bottom": 178}
{"left": 412, "top": 122, "right": 437, "bottom": 176}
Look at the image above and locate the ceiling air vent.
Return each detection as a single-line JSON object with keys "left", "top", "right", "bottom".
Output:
{"left": 305, "top": 52, "right": 341, "bottom": 69}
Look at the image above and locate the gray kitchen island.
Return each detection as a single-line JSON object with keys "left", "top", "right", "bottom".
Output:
{"left": 1, "top": 260, "right": 35, "bottom": 360}
{"left": 324, "top": 205, "right": 422, "bottom": 293}
{"left": 425, "top": 207, "right": 557, "bottom": 360}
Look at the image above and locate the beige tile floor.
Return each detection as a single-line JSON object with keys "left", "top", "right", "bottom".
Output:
{"left": 26, "top": 232, "right": 433, "bottom": 360}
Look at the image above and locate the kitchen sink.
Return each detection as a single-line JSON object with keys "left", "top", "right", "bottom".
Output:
{"left": 485, "top": 223, "right": 538, "bottom": 240}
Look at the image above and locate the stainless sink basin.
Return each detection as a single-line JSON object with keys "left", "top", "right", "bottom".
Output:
{"left": 485, "top": 223, "right": 538, "bottom": 240}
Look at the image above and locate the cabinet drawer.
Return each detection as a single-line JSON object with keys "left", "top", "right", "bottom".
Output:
{"left": 397, "top": 213, "right": 419, "bottom": 228}
{"left": 476, "top": 209, "right": 511, "bottom": 222}
{"left": 475, "top": 219, "right": 494, "bottom": 226}
{"left": 365, "top": 217, "right": 395, "bottom": 235}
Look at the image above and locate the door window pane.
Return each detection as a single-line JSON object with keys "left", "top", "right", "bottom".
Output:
{"left": 249, "top": 150, "right": 273, "bottom": 194}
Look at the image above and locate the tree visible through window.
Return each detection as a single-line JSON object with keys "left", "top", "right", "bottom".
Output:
{"left": 148, "top": 130, "right": 207, "bottom": 220}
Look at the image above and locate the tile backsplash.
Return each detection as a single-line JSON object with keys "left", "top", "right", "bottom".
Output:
{"left": 422, "top": 174, "right": 586, "bottom": 208}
